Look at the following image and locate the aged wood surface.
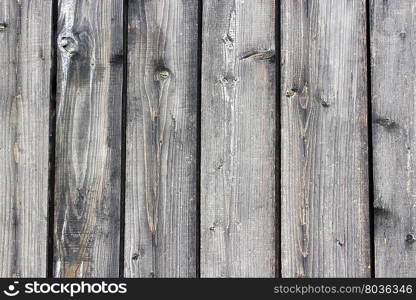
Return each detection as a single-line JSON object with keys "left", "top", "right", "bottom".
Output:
{"left": 124, "top": 0, "right": 199, "bottom": 277}
{"left": 2, "top": 0, "right": 416, "bottom": 279}
{"left": 371, "top": 0, "right": 416, "bottom": 277}
{"left": 54, "top": 0, "right": 123, "bottom": 277}
{"left": 200, "top": 0, "right": 276, "bottom": 277}
{"left": 281, "top": 0, "right": 371, "bottom": 277}
{"left": 0, "top": 0, "right": 52, "bottom": 277}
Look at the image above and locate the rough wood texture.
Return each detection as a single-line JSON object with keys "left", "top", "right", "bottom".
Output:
{"left": 0, "top": 0, "right": 52, "bottom": 277}
{"left": 281, "top": 0, "right": 370, "bottom": 277}
{"left": 54, "top": 0, "right": 123, "bottom": 278}
{"left": 371, "top": 0, "right": 416, "bottom": 277}
{"left": 125, "top": 0, "right": 198, "bottom": 278}
{"left": 200, "top": 0, "right": 276, "bottom": 278}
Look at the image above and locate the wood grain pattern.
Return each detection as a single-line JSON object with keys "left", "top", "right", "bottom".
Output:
{"left": 371, "top": 0, "right": 416, "bottom": 277}
{"left": 281, "top": 0, "right": 371, "bottom": 277}
{"left": 0, "top": 0, "right": 52, "bottom": 277}
{"left": 54, "top": 0, "right": 123, "bottom": 278}
{"left": 124, "top": 0, "right": 198, "bottom": 278}
{"left": 200, "top": 0, "right": 276, "bottom": 278}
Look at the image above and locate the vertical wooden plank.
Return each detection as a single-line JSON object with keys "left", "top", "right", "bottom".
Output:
{"left": 201, "top": 0, "right": 276, "bottom": 277}
{"left": 371, "top": 0, "right": 416, "bottom": 277}
{"left": 0, "top": 0, "right": 52, "bottom": 277}
{"left": 281, "top": 0, "right": 370, "bottom": 277}
{"left": 125, "top": 0, "right": 198, "bottom": 278}
{"left": 54, "top": 0, "right": 123, "bottom": 277}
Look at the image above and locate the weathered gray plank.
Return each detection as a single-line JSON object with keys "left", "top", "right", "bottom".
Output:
{"left": 281, "top": 0, "right": 371, "bottom": 277}
{"left": 371, "top": 0, "right": 416, "bottom": 277}
{"left": 54, "top": 0, "right": 123, "bottom": 277}
{"left": 0, "top": 0, "right": 52, "bottom": 277}
{"left": 200, "top": 0, "right": 276, "bottom": 277}
{"left": 124, "top": 0, "right": 198, "bottom": 278}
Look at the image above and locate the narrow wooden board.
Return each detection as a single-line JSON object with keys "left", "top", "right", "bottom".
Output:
{"left": 0, "top": 0, "right": 52, "bottom": 277}
{"left": 124, "top": 0, "right": 199, "bottom": 278}
{"left": 53, "top": 0, "right": 123, "bottom": 278}
{"left": 200, "top": 0, "right": 276, "bottom": 277}
{"left": 371, "top": 0, "right": 416, "bottom": 277}
{"left": 281, "top": 0, "right": 371, "bottom": 277}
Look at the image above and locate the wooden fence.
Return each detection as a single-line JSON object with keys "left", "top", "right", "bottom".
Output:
{"left": 0, "top": 0, "right": 415, "bottom": 278}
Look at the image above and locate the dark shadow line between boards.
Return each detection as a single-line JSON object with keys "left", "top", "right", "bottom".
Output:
{"left": 46, "top": 0, "right": 58, "bottom": 279}
{"left": 195, "top": 0, "right": 203, "bottom": 278}
{"left": 119, "top": 0, "right": 129, "bottom": 278}
{"left": 276, "top": 0, "right": 282, "bottom": 279}
{"left": 46, "top": 0, "right": 58, "bottom": 278}
{"left": 196, "top": 0, "right": 203, "bottom": 279}
{"left": 365, "top": 0, "right": 376, "bottom": 279}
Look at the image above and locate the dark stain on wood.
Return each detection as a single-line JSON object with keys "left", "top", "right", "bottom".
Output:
{"left": 375, "top": 117, "right": 396, "bottom": 128}
{"left": 110, "top": 53, "right": 123, "bottom": 65}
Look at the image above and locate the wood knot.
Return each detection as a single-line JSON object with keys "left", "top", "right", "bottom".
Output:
{"left": 132, "top": 248, "right": 145, "bottom": 261}
{"left": 0, "top": 23, "right": 7, "bottom": 31}
{"left": 319, "top": 97, "right": 330, "bottom": 107}
{"left": 59, "top": 36, "right": 78, "bottom": 55}
{"left": 406, "top": 233, "right": 415, "bottom": 243}
{"left": 214, "top": 159, "right": 224, "bottom": 170}
{"left": 285, "top": 89, "right": 296, "bottom": 98}
{"left": 222, "top": 33, "right": 234, "bottom": 49}
{"left": 156, "top": 67, "right": 170, "bottom": 80}
{"left": 209, "top": 221, "right": 220, "bottom": 232}
{"left": 218, "top": 75, "right": 238, "bottom": 86}
{"left": 336, "top": 238, "right": 344, "bottom": 246}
